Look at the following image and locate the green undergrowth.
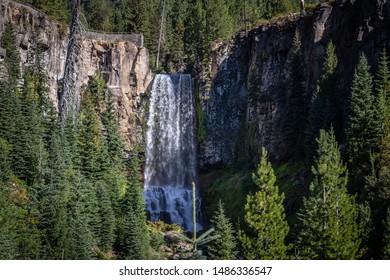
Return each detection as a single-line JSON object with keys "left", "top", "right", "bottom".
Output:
{"left": 274, "top": 161, "right": 309, "bottom": 233}
{"left": 200, "top": 165, "right": 256, "bottom": 226}
{"left": 201, "top": 160, "right": 309, "bottom": 238}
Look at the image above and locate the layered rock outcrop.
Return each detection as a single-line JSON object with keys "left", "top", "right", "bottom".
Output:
{"left": 0, "top": 0, "right": 152, "bottom": 150}
{"left": 199, "top": 0, "right": 390, "bottom": 167}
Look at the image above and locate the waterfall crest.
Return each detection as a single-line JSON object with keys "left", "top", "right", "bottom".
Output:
{"left": 144, "top": 74, "right": 199, "bottom": 231}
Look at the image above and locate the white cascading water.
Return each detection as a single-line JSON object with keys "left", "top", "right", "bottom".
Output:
{"left": 144, "top": 74, "right": 200, "bottom": 232}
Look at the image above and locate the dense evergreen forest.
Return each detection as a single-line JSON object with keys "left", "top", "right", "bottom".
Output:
{"left": 1, "top": 0, "right": 390, "bottom": 260}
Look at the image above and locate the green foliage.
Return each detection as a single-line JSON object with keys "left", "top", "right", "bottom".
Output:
{"left": 364, "top": 48, "right": 390, "bottom": 258}
{"left": 65, "top": 178, "right": 96, "bottom": 259}
{"left": 239, "top": 148, "right": 289, "bottom": 259}
{"left": 376, "top": 49, "right": 390, "bottom": 163}
{"left": 0, "top": 23, "right": 21, "bottom": 157}
{"left": 118, "top": 148, "right": 150, "bottom": 259}
{"left": 346, "top": 54, "right": 379, "bottom": 185}
{"left": 25, "top": 0, "right": 70, "bottom": 24}
{"left": 1, "top": 22, "right": 20, "bottom": 82}
{"left": 88, "top": 0, "right": 114, "bottom": 32}
{"left": 297, "top": 129, "right": 361, "bottom": 259}
{"left": 202, "top": 166, "right": 255, "bottom": 225}
{"left": 0, "top": 138, "right": 12, "bottom": 182}
{"left": 367, "top": 49, "right": 390, "bottom": 198}
{"left": 0, "top": 24, "right": 150, "bottom": 258}
{"left": 0, "top": 180, "right": 21, "bottom": 259}
{"left": 76, "top": 83, "right": 108, "bottom": 180}
{"left": 0, "top": 177, "right": 41, "bottom": 259}
{"left": 96, "top": 181, "right": 115, "bottom": 252}
{"left": 208, "top": 200, "right": 237, "bottom": 260}
{"left": 23, "top": 0, "right": 322, "bottom": 72}
{"left": 194, "top": 83, "right": 207, "bottom": 143}
{"left": 101, "top": 92, "right": 124, "bottom": 166}
{"left": 12, "top": 68, "right": 47, "bottom": 185}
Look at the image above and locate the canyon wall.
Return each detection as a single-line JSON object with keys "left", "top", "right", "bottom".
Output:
{"left": 198, "top": 0, "right": 390, "bottom": 167}
{"left": 0, "top": 0, "right": 152, "bottom": 150}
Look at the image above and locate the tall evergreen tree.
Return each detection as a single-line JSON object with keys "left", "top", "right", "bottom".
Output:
{"left": 0, "top": 180, "right": 21, "bottom": 259}
{"left": 0, "top": 22, "right": 21, "bottom": 159}
{"left": 346, "top": 54, "right": 379, "bottom": 187}
{"left": 376, "top": 49, "right": 390, "bottom": 168}
{"left": 204, "top": 0, "right": 233, "bottom": 41}
{"left": 364, "top": 48, "right": 390, "bottom": 258}
{"left": 12, "top": 68, "right": 47, "bottom": 185}
{"left": 297, "top": 129, "right": 361, "bottom": 259}
{"left": 0, "top": 138, "right": 11, "bottom": 183}
{"left": 1, "top": 22, "right": 20, "bottom": 83}
{"left": 239, "top": 147, "right": 289, "bottom": 260}
{"left": 101, "top": 93, "right": 124, "bottom": 166}
{"left": 39, "top": 121, "right": 69, "bottom": 259}
{"left": 96, "top": 181, "right": 115, "bottom": 252}
{"left": 101, "top": 92, "right": 126, "bottom": 212}
{"left": 118, "top": 148, "right": 150, "bottom": 259}
{"left": 76, "top": 82, "right": 108, "bottom": 180}
{"left": 208, "top": 200, "right": 237, "bottom": 260}
{"left": 65, "top": 182, "right": 96, "bottom": 260}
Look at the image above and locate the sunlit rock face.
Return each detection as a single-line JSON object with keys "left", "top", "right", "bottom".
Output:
{"left": 0, "top": 0, "right": 152, "bottom": 151}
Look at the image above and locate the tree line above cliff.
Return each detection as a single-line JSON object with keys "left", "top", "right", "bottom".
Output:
{"left": 22, "top": 0, "right": 323, "bottom": 71}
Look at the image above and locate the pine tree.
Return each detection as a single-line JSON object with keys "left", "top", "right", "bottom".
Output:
{"left": 96, "top": 181, "right": 115, "bottom": 252}
{"left": 376, "top": 49, "right": 390, "bottom": 201}
{"left": 204, "top": 0, "right": 233, "bottom": 41}
{"left": 239, "top": 147, "right": 289, "bottom": 260}
{"left": 185, "top": 0, "right": 207, "bottom": 69}
{"left": 0, "top": 175, "right": 42, "bottom": 259}
{"left": 12, "top": 68, "right": 47, "bottom": 185}
{"left": 76, "top": 83, "right": 108, "bottom": 180}
{"left": 364, "top": 48, "right": 390, "bottom": 258}
{"left": 1, "top": 22, "right": 20, "bottom": 83}
{"left": 283, "top": 30, "right": 308, "bottom": 160}
{"left": 375, "top": 48, "right": 390, "bottom": 187}
{"left": 208, "top": 200, "right": 237, "bottom": 260}
{"left": 297, "top": 129, "right": 361, "bottom": 259}
{"left": 118, "top": 148, "right": 150, "bottom": 259}
{"left": 346, "top": 54, "right": 379, "bottom": 187}
{"left": 66, "top": 196, "right": 95, "bottom": 259}
{"left": 0, "top": 181, "right": 20, "bottom": 259}
{"left": 101, "top": 92, "right": 126, "bottom": 212}
{"left": 39, "top": 122, "right": 69, "bottom": 259}
{"left": 0, "top": 82, "right": 19, "bottom": 145}
{"left": 0, "top": 138, "right": 12, "bottom": 183}
{"left": 164, "top": 0, "right": 188, "bottom": 70}
{"left": 0, "top": 22, "right": 21, "bottom": 162}
{"left": 101, "top": 92, "right": 124, "bottom": 166}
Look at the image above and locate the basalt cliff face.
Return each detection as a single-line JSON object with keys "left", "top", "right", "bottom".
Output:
{"left": 0, "top": 0, "right": 152, "bottom": 150}
{"left": 2, "top": 0, "right": 390, "bottom": 167}
{"left": 198, "top": 0, "right": 390, "bottom": 167}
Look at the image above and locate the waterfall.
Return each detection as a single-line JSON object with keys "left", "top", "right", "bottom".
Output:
{"left": 144, "top": 74, "right": 200, "bottom": 232}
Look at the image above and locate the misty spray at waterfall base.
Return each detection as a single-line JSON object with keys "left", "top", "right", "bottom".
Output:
{"left": 144, "top": 74, "right": 201, "bottom": 232}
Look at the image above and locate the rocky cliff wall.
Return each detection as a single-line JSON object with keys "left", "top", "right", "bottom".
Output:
{"left": 199, "top": 0, "right": 390, "bottom": 167}
{"left": 0, "top": 0, "right": 152, "bottom": 150}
